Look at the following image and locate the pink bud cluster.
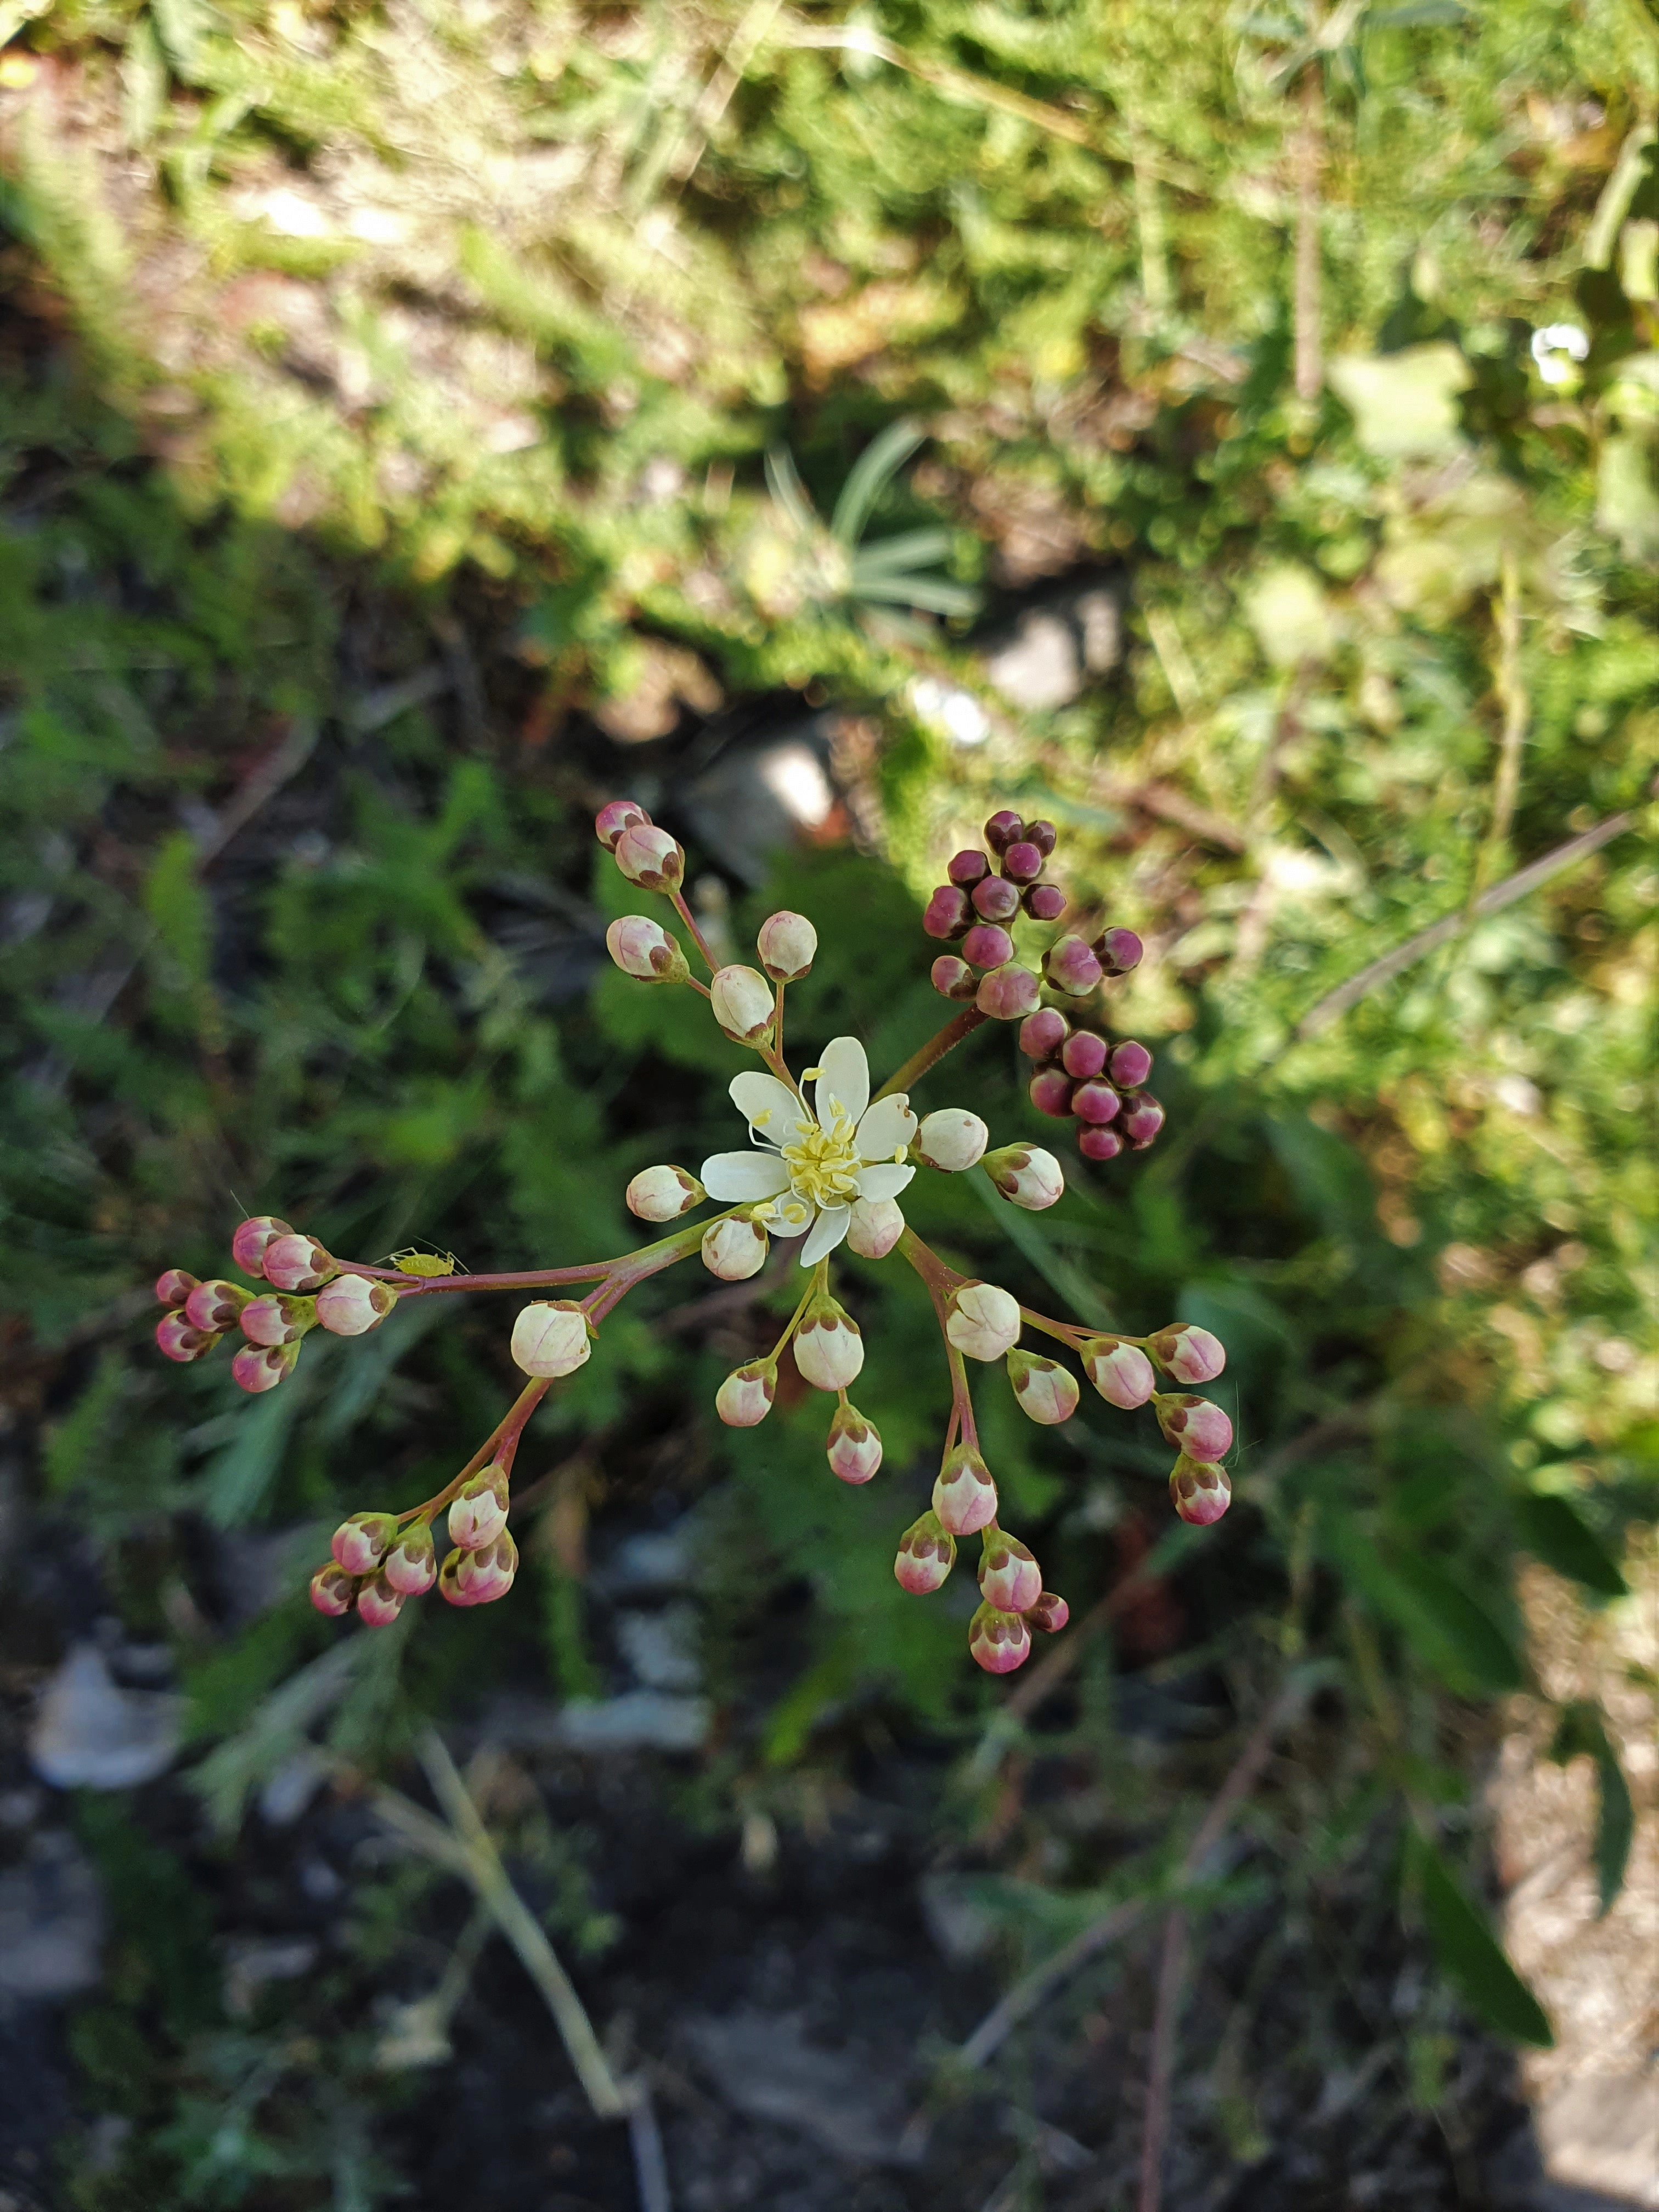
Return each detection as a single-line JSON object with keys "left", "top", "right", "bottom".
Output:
{"left": 891, "top": 1503, "right": 1069, "bottom": 1675}
{"left": 924, "top": 812, "right": 1065, "bottom": 1022}
{"left": 1018, "top": 1009, "right": 1163, "bottom": 1162}
{"left": 311, "top": 1457, "right": 521, "bottom": 1626}
{"left": 152, "top": 1217, "right": 399, "bottom": 1393}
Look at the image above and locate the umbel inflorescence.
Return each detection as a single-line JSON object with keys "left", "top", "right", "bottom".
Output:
{"left": 151, "top": 805, "right": 1231, "bottom": 1674}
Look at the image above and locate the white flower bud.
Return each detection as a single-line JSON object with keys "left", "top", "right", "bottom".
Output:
{"left": 612, "top": 823, "right": 684, "bottom": 890}
{"left": 792, "top": 1293, "right": 864, "bottom": 1390}
{"left": 826, "top": 1402, "right": 882, "bottom": 1483}
{"left": 1007, "top": 1348, "right": 1079, "bottom": 1425}
{"left": 916, "top": 1108, "right": 989, "bottom": 1173}
{"left": 627, "top": 1164, "right": 705, "bottom": 1221}
{"left": 944, "top": 1280, "right": 1022, "bottom": 1363}
{"left": 757, "top": 910, "right": 817, "bottom": 982}
{"left": 449, "top": 1466, "right": 510, "bottom": 1550}
{"left": 511, "top": 1299, "right": 592, "bottom": 1378}
{"left": 314, "top": 1273, "right": 397, "bottom": 1336}
{"left": 1082, "top": 1335, "right": 1155, "bottom": 1408}
{"left": 715, "top": 1359, "right": 776, "bottom": 1426}
{"left": 847, "top": 1196, "right": 904, "bottom": 1260}
{"left": 983, "top": 1144, "right": 1064, "bottom": 1211}
{"left": 709, "top": 963, "right": 775, "bottom": 1043}
{"left": 702, "top": 1215, "right": 768, "bottom": 1280}
{"left": 606, "top": 915, "right": 690, "bottom": 984}
{"left": 932, "top": 1446, "right": 998, "bottom": 1534}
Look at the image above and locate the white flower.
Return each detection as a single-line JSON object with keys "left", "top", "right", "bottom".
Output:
{"left": 699, "top": 1036, "right": 918, "bottom": 1267}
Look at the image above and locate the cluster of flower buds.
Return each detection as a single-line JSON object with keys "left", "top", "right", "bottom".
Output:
{"left": 310, "top": 1453, "right": 519, "bottom": 1626}
{"left": 1017, "top": 1009, "right": 1164, "bottom": 1161}
{"left": 153, "top": 1217, "right": 399, "bottom": 1393}
{"left": 893, "top": 1504, "right": 1070, "bottom": 1675}
{"left": 924, "top": 811, "right": 1066, "bottom": 1023}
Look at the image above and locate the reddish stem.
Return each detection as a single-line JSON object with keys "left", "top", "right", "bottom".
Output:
{"left": 873, "top": 1005, "right": 988, "bottom": 1102}
{"left": 669, "top": 888, "right": 720, "bottom": 975}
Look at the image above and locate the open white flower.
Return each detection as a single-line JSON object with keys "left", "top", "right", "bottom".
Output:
{"left": 700, "top": 1036, "right": 918, "bottom": 1266}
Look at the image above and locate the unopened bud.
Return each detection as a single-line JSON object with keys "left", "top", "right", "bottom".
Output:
{"left": 947, "top": 849, "right": 989, "bottom": 888}
{"left": 1078, "top": 1126, "right": 1125, "bottom": 1162}
{"left": 975, "top": 963, "right": 1041, "bottom": 1022}
{"left": 1093, "top": 926, "right": 1143, "bottom": 976}
{"left": 184, "top": 1278, "right": 252, "bottom": 1333}
{"left": 894, "top": 1510, "right": 957, "bottom": 1593}
{"left": 1072, "top": 1080, "right": 1121, "bottom": 1126}
{"left": 239, "top": 1292, "right": 315, "bottom": 1346}
{"left": 1007, "top": 1347, "right": 1079, "bottom": 1424}
{"left": 983, "top": 809, "right": 1023, "bottom": 855}
{"left": 595, "top": 798, "right": 651, "bottom": 851}
{"left": 449, "top": 1466, "right": 510, "bottom": 1550}
{"left": 627, "top": 1164, "right": 705, "bottom": 1221}
{"left": 1170, "top": 1455, "right": 1231, "bottom": 1525}
{"left": 1081, "top": 1335, "right": 1155, "bottom": 1408}
{"left": 1108, "top": 1040, "right": 1153, "bottom": 1088}
{"left": 1025, "top": 1590, "right": 1069, "bottom": 1633}
{"left": 612, "top": 822, "right": 684, "bottom": 891}
{"left": 933, "top": 1444, "right": 998, "bottom": 1535}
{"left": 702, "top": 1214, "right": 769, "bottom": 1282}
{"left": 793, "top": 1290, "right": 864, "bottom": 1390}
{"left": 332, "top": 1510, "right": 399, "bottom": 1576}
{"left": 1043, "top": 934, "right": 1104, "bottom": 996}
{"left": 1023, "top": 883, "right": 1066, "bottom": 922}
{"left": 968, "top": 1602, "right": 1031, "bottom": 1674}
{"left": 156, "top": 1312, "right": 217, "bottom": 1363}
{"left": 709, "top": 964, "right": 775, "bottom": 1043}
{"left": 1120, "top": 1091, "right": 1165, "bottom": 1148}
{"left": 923, "top": 884, "right": 972, "bottom": 940}
{"left": 970, "top": 875, "right": 1020, "bottom": 923}
{"left": 382, "top": 1521, "right": 438, "bottom": 1596}
{"left": 847, "top": 1195, "right": 905, "bottom": 1259}
{"left": 315, "top": 1273, "right": 397, "bottom": 1336}
{"left": 945, "top": 1280, "right": 1022, "bottom": 1363}
{"left": 1060, "top": 1030, "right": 1107, "bottom": 1080}
{"left": 1029, "top": 1068, "right": 1074, "bottom": 1118}
{"left": 1155, "top": 1393, "right": 1233, "bottom": 1463}
{"left": 757, "top": 910, "right": 817, "bottom": 981}
{"left": 1024, "top": 819, "right": 1057, "bottom": 857}
{"left": 606, "top": 915, "right": 691, "bottom": 984}
{"left": 232, "top": 1339, "right": 301, "bottom": 1393}
{"left": 916, "top": 1108, "right": 988, "bottom": 1172}
{"left": 263, "top": 1234, "right": 340, "bottom": 1293}
{"left": 984, "top": 1144, "right": 1064, "bottom": 1211}
{"left": 310, "top": 1565, "right": 356, "bottom": 1616}
{"left": 1018, "top": 1008, "right": 1068, "bottom": 1060}
{"left": 1001, "top": 839, "right": 1042, "bottom": 885}
{"left": 511, "top": 1299, "right": 592, "bottom": 1378}
{"left": 826, "top": 1402, "right": 882, "bottom": 1483}
{"left": 1145, "top": 1322, "right": 1226, "bottom": 1385}
{"left": 154, "top": 1267, "right": 199, "bottom": 1308}
{"left": 716, "top": 1359, "right": 776, "bottom": 1427}
{"left": 357, "top": 1572, "right": 405, "bottom": 1628}
{"left": 978, "top": 1530, "right": 1042, "bottom": 1613}
{"left": 931, "top": 955, "right": 978, "bottom": 1001}
{"left": 231, "top": 1215, "right": 294, "bottom": 1278}
{"left": 444, "top": 1528, "right": 519, "bottom": 1606}
{"left": 962, "top": 922, "right": 1014, "bottom": 972}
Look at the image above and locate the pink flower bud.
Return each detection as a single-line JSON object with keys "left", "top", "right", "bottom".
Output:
{"left": 1029, "top": 1068, "right": 1074, "bottom": 1118}
{"left": 1043, "top": 934, "right": 1104, "bottom": 996}
{"left": 606, "top": 915, "right": 690, "bottom": 984}
{"left": 184, "top": 1278, "right": 251, "bottom": 1333}
{"left": 709, "top": 963, "right": 775, "bottom": 1042}
{"left": 1022, "top": 882, "right": 1066, "bottom": 923}
{"left": 895, "top": 1510, "right": 957, "bottom": 1593}
{"left": 1001, "top": 839, "right": 1042, "bottom": 884}
{"left": 702, "top": 1215, "right": 769, "bottom": 1282}
{"left": 511, "top": 1299, "right": 592, "bottom": 1378}
{"left": 437, "top": 1548, "right": 476, "bottom": 1606}
{"left": 230, "top": 1215, "right": 294, "bottom": 1278}
{"left": 945, "top": 1281, "right": 1022, "bottom": 1362}
{"left": 263, "top": 1234, "right": 339, "bottom": 1293}
{"left": 232, "top": 1340, "right": 300, "bottom": 1393}
{"left": 156, "top": 1312, "right": 217, "bottom": 1363}
{"left": 923, "top": 884, "right": 972, "bottom": 940}
{"left": 976, "top": 963, "right": 1041, "bottom": 1022}
{"left": 1120, "top": 1091, "right": 1165, "bottom": 1148}
{"left": 315, "top": 1273, "right": 397, "bottom": 1337}
{"left": 715, "top": 1359, "right": 776, "bottom": 1427}
{"left": 382, "top": 1522, "right": 438, "bottom": 1596}
{"left": 969, "top": 1602, "right": 1031, "bottom": 1674}
{"left": 969, "top": 875, "right": 1019, "bottom": 923}
{"left": 239, "top": 1292, "right": 315, "bottom": 1346}
{"left": 933, "top": 1445, "right": 998, "bottom": 1535}
{"left": 1024, "top": 819, "right": 1057, "bottom": 857}
{"left": 1007, "top": 1347, "right": 1079, "bottom": 1424}
{"left": 916, "top": 1108, "right": 988, "bottom": 1172}
{"left": 1094, "top": 927, "right": 1143, "bottom": 977}
{"left": 1060, "top": 1031, "right": 1107, "bottom": 1080}
{"left": 357, "top": 1572, "right": 405, "bottom": 1628}
{"left": 612, "top": 822, "right": 684, "bottom": 891}
{"left": 1155, "top": 1393, "right": 1233, "bottom": 1463}
{"left": 595, "top": 798, "right": 651, "bottom": 851}
{"left": 983, "top": 809, "right": 1023, "bottom": 855}
{"left": 1108, "top": 1040, "right": 1153, "bottom": 1088}
{"left": 932, "top": 955, "right": 978, "bottom": 1001}
{"left": 1071, "top": 1080, "right": 1121, "bottom": 1126}
{"left": 331, "top": 1510, "right": 399, "bottom": 1576}
{"left": 310, "top": 1565, "right": 356, "bottom": 1616}
{"left": 847, "top": 1196, "right": 904, "bottom": 1259}
{"left": 627, "top": 1165, "right": 705, "bottom": 1221}
{"left": 962, "top": 922, "right": 1014, "bottom": 971}
{"left": 449, "top": 1467, "right": 510, "bottom": 1550}
{"left": 947, "top": 849, "right": 989, "bottom": 888}
{"left": 1170, "top": 1455, "right": 1232, "bottom": 1525}
{"left": 444, "top": 1528, "right": 519, "bottom": 1606}
{"left": 1082, "top": 1336, "right": 1156, "bottom": 1408}
{"left": 757, "top": 910, "right": 817, "bottom": 981}
{"left": 154, "top": 1267, "right": 199, "bottom": 1308}
{"left": 1019, "top": 1008, "right": 1068, "bottom": 1060}
{"left": 793, "top": 1291, "right": 864, "bottom": 1391}
{"left": 983, "top": 1144, "right": 1065, "bottom": 1211}
{"left": 1078, "top": 1126, "right": 1124, "bottom": 1163}
{"left": 978, "top": 1530, "right": 1042, "bottom": 1613}
{"left": 826, "top": 1402, "right": 882, "bottom": 1483}
{"left": 1145, "top": 1323, "right": 1227, "bottom": 1386}
{"left": 1025, "top": 1590, "right": 1069, "bottom": 1633}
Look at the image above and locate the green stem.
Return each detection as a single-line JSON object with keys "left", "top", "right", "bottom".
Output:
{"left": 770, "top": 1265, "right": 821, "bottom": 1361}
{"left": 872, "top": 1004, "right": 988, "bottom": 1102}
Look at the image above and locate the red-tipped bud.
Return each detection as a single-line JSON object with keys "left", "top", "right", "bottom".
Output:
{"left": 184, "top": 1278, "right": 252, "bottom": 1333}
{"left": 947, "top": 849, "right": 990, "bottom": 888}
{"left": 1023, "top": 820, "right": 1058, "bottom": 857}
{"left": 969, "top": 1602, "right": 1031, "bottom": 1674}
{"left": 310, "top": 1565, "right": 356, "bottom": 1616}
{"left": 156, "top": 1312, "right": 217, "bottom": 1363}
{"left": 709, "top": 963, "right": 776, "bottom": 1043}
{"left": 970, "top": 875, "right": 1020, "bottom": 923}
{"left": 1007, "top": 1347, "right": 1079, "bottom": 1423}
{"left": 263, "top": 1234, "right": 339, "bottom": 1293}
{"left": 933, "top": 1445, "right": 998, "bottom": 1535}
{"left": 1060, "top": 1031, "right": 1107, "bottom": 1080}
{"left": 1022, "top": 882, "right": 1066, "bottom": 923}
{"left": 895, "top": 1510, "right": 957, "bottom": 1593}
{"left": 230, "top": 1215, "right": 294, "bottom": 1278}
{"left": 627, "top": 1165, "right": 705, "bottom": 1221}
{"left": 1120, "top": 1091, "right": 1165, "bottom": 1149}
{"left": 983, "top": 809, "right": 1023, "bottom": 855}
{"left": 793, "top": 1290, "right": 864, "bottom": 1390}
{"left": 382, "top": 1521, "right": 438, "bottom": 1596}
{"left": 978, "top": 1530, "right": 1042, "bottom": 1613}
{"left": 332, "top": 1510, "right": 399, "bottom": 1576}
{"left": 962, "top": 922, "right": 1014, "bottom": 971}
{"left": 1145, "top": 1323, "right": 1227, "bottom": 1385}
{"left": 932, "top": 955, "right": 979, "bottom": 1001}
{"left": 154, "top": 1267, "right": 199, "bottom": 1309}
{"left": 595, "top": 798, "right": 651, "bottom": 851}
{"left": 976, "top": 963, "right": 1041, "bottom": 1022}
{"left": 1108, "top": 1040, "right": 1153, "bottom": 1088}
{"left": 239, "top": 1292, "right": 315, "bottom": 1346}
{"left": 984, "top": 1144, "right": 1064, "bottom": 1211}
{"left": 1081, "top": 1335, "right": 1156, "bottom": 1408}
{"left": 441, "top": 1529, "right": 519, "bottom": 1606}
{"left": 1029, "top": 1067, "right": 1075, "bottom": 1118}
{"left": 1001, "top": 839, "right": 1043, "bottom": 884}
{"left": 702, "top": 1215, "right": 769, "bottom": 1282}
{"left": 1170, "top": 1455, "right": 1232, "bottom": 1525}
{"left": 826, "top": 1402, "right": 882, "bottom": 1484}
{"left": 757, "top": 910, "right": 817, "bottom": 981}
{"left": 1094, "top": 927, "right": 1143, "bottom": 977}
{"left": 448, "top": 1466, "right": 510, "bottom": 1551}
{"left": 357, "top": 1572, "right": 405, "bottom": 1628}
{"left": 923, "top": 884, "right": 972, "bottom": 940}
{"left": 1155, "top": 1393, "right": 1233, "bottom": 1463}
{"left": 612, "top": 822, "right": 685, "bottom": 891}
{"left": 1078, "top": 1126, "right": 1125, "bottom": 1162}
{"left": 1019, "top": 1007, "right": 1069, "bottom": 1060}
{"left": 1071, "top": 1080, "right": 1121, "bottom": 1126}
{"left": 1043, "top": 934, "right": 1104, "bottom": 996}
{"left": 606, "top": 915, "right": 691, "bottom": 984}
{"left": 715, "top": 1358, "right": 776, "bottom": 1427}
{"left": 315, "top": 1274, "right": 397, "bottom": 1336}
{"left": 231, "top": 1340, "right": 301, "bottom": 1393}
{"left": 1027, "top": 1590, "right": 1069, "bottom": 1634}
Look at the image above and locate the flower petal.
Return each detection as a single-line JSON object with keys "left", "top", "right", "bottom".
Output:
{"left": 814, "top": 1036, "right": 869, "bottom": 1132}
{"left": 853, "top": 1160, "right": 915, "bottom": 1203}
{"left": 699, "top": 1152, "right": 793, "bottom": 1201}
{"left": 855, "top": 1093, "right": 917, "bottom": 1161}
{"left": 730, "top": 1071, "right": 811, "bottom": 1141}
{"left": 799, "top": 1204, "right": 851, "bottom": 1266}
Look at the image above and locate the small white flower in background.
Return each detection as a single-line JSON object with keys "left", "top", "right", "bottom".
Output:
{"left": 700, "top": 1036, "right": 917, "bottom": 1266}
{"left": 1530, "top": 322, "right": 1588, "bottom": 387}
{"left": 916, "top": 1108, "right": 988, "bottom": 1172}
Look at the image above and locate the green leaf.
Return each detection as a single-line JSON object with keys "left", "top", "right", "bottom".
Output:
{"left": 143, "top": 828, "right": 212, "bottom": 991}
{"left": 1410, "top": 1835, "right": 1553, "bottom": 2046}
{"left": 830, "top": 419, "right": 924, "bottom": 546}
{"left": 1386, "top": 1554, "right": 1526, "bottom": 1693}
{"left": 848, "top": 527, "right": 953, "bottom": 578}
{"left": 1513, "top": 1491, "right": 1627, "bottom": 1598}
{"left": 1548, "top": 1705, "right": 1635, "bottom": 1916}
{"left": 854, "top": 574, "right": 980, "bottom": 616}
{"left": 1324, "top": 1513, "right": 1525, "bottom": 1693}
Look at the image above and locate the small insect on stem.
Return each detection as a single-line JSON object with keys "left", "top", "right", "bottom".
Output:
{"left": 386, "top": 1248, "right": 464, "bottom": 1279}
